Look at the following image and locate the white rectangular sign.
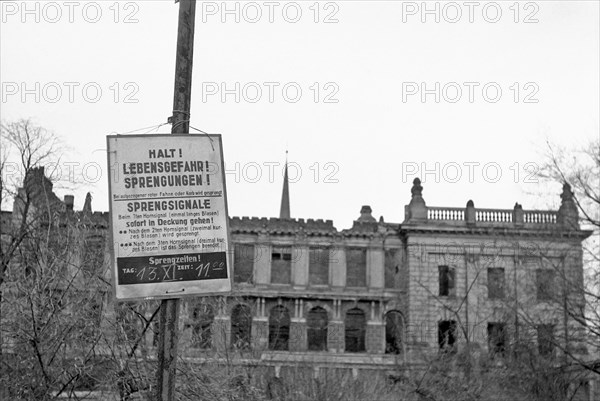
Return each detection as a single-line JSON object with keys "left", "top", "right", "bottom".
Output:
{"left": 107, "top": 134, "right": 231, "bottom": 300}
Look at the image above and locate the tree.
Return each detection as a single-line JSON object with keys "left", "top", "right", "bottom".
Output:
{"left": 1, "top": 119, "right": 64, "bottom": 292}
{"left": 407, "top": 232, "right": 594, "bottom": 401}
{"left": 536, "top": 137, "right": 600, "bottom": 379}
{"left": 538, "top": 140, "right": 599, "bottom": 338}
{"left": 539, "top": 138, "right": 600, "bottom": 232}
{"left": 0, "top": 119, "right": 159, "bottom": 400}
{"left": 1, "top": 119, "right": 65, "bottom": 367}
{"left": 395, "top": 138, "right": 600, "bottom": 400}
{"left": 0, "top": 119, "right": 110, "bottom": 399}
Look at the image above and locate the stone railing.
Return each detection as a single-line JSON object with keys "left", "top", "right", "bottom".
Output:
{"left": 475, "top": 208, "right": 513, "bottom": 223}
{"left": 420, "top": 205, "right": 559, "bottom": 228}
{"left": 523, "top": 210, "right": 557, "bottom": 224}
{"left": 427, "top": 207, "right": 464, "bottom": 221}
{"left": 404, "top": 178, "right": 579, "bottom": 229}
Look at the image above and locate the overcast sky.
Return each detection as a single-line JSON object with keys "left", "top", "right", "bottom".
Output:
{"left": 1, "top": 1, "right": 598, "bottom": 229}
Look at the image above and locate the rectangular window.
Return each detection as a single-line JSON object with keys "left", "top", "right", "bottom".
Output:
{"left": 438, "top": 320, "right": 457, "bottom": 352}
{"left": 438, "top": 265, "right": 455, "bottom": 297}
{"left": 271, "top": 246, "right": 292, "bottom": 284}
{"left": 487, "top": 268, "right": 505, "bottom": 299}
{"left": 346, "top": 248, "right": 367, "bottom": 287}
{"left": 536, "top": 269, "right": 555, "bottom": 301}
{"left": 234, "top": 244, "right": 254, "bottom": 283}
{"left": 344, "top": 308, "right": 366, "bottom": 353}
{"left": 309, "top": 247, "right": 329, "bottom": 286}
{"left": 537, "top": 324, "right": 554, "bottom": 357}
{"left": 384, "top": 249, "right": 400, "bottom": 289}
{"left": 487, "top": 322, "right": 506, "bottom": 357}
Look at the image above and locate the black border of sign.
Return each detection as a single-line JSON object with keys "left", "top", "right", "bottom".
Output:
{"left": 106, "top": 133, "right": 232, "bottom": 301}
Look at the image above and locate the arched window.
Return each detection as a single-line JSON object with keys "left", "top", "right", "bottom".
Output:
{"left": 345, "top": 308, "right": 366, "bottom": 352}
{"left": 191, "top": 304, "right": 214, "bottom": 349}
{"left": 231, "top": 304, "right": 252, "bottom": 349}
{"left": 269, "top": 305, "right": 290, "bottom": 350}
{"left": 385, "top": 311, "right": 404, "bottom": 354}
{"left": 307, "top": 307, "right": 328, "bottom": 351}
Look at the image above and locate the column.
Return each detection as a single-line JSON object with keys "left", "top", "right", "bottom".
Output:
{"left": 213, "top": 296, "right": 230, "bottom": 353}
{"left": 290, "top": 299, "right": 306, "bottom": 351}
{"left": 328, "top": 299, "right": 344, "bottom": 352}
{"left": 366, "top": 301, "right": 384, "bottom": 353}
{"left": 252, "top": 297, "right": 268, "bottom": 350}
{"left": 254, "top": 237, "right": 271, "bottom": 285}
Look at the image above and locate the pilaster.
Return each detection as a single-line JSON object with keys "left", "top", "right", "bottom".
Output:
{"left": 331, "top": 244, "right": 346, "bottom": 288}
{"left": 368, "top": 246, "right": 384, "bottom": 289}
{"left": 293, "top": 245, "right": 309, "bottom": 288}
{"left": 255, "top": 237, "right": 270, "bottom": 285}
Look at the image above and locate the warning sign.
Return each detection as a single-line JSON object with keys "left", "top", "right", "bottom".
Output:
{"left": 106, "top": 134, "right": 231, "bottom": 300}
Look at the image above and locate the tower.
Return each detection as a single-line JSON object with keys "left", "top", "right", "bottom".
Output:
{"left": 279, "top": 151, "right": 290, "bottom": 219}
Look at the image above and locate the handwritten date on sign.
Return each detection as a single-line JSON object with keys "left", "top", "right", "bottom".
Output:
{"left": 117, "top": 252, "right": 227, "bottom": 285}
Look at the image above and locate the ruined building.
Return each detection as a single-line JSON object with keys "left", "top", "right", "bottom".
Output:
{"left": 1, "top": 166, "right": 596, "bottom": 399}
{"left": 217, "top": 176, "right": 592, "bottom": 367}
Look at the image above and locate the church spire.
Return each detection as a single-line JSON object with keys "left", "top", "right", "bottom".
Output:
{"left": 279, "top": 151, "right": 290, "bottom": 219}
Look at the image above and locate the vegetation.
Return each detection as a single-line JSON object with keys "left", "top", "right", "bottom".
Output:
{"left": 0, "top": 121, "right": 596, "bottom": 400}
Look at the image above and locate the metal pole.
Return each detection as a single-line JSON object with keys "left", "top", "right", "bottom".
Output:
{"left": 156, "top": 1, "right": 196, "bottom": 400}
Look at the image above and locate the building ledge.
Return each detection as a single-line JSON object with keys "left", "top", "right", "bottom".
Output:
{"left": 231, "top": 287, "right": 405, "bottom": 300}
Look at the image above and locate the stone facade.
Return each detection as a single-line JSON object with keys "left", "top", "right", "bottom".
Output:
{"left": 2, "top": 169, "right": 596, "bottom": 398}
{"left": 166, "top": 178, "right": 593, "bottom": 381}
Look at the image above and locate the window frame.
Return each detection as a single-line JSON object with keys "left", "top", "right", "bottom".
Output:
{"left": 438, "top": 265, "right": 456, "bottom": 297}
{"left": 487, "top": 267, "right": 506, "bottom": 299}
{"left": 271, "top": 246, "right": 293, "bottom": 285}
{"left": 536, "top": 269, "right": 555, "bottom": 302}
{"left": 344, "top": 307, "right": 366, "bottom": 353}
{"left": 487, "top": 322, "right": 506, "bottom": 358}
{"left": 307, "top": 306, "right": 328, "bottom": 351}
{"left": 438, "top": 320, "right": 457, "bottom": 353}
{"left": 385, "top": 310, "right": 404, "bottom": 354}
{"left": 346, "top": 247, "right": 367, "bottom": 288}
{"left": 308, "top": 246, "right": 330, "bottom": 286}
{"left": 268, "top": 305, "right": 291, "bottom": 351}
{"left": 537, "top": 323, "right": 555, "bottom": 357}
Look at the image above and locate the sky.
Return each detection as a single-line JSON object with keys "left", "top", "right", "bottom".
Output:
{"left": 1, "top": 0, "right": 599, "bottom": 229}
